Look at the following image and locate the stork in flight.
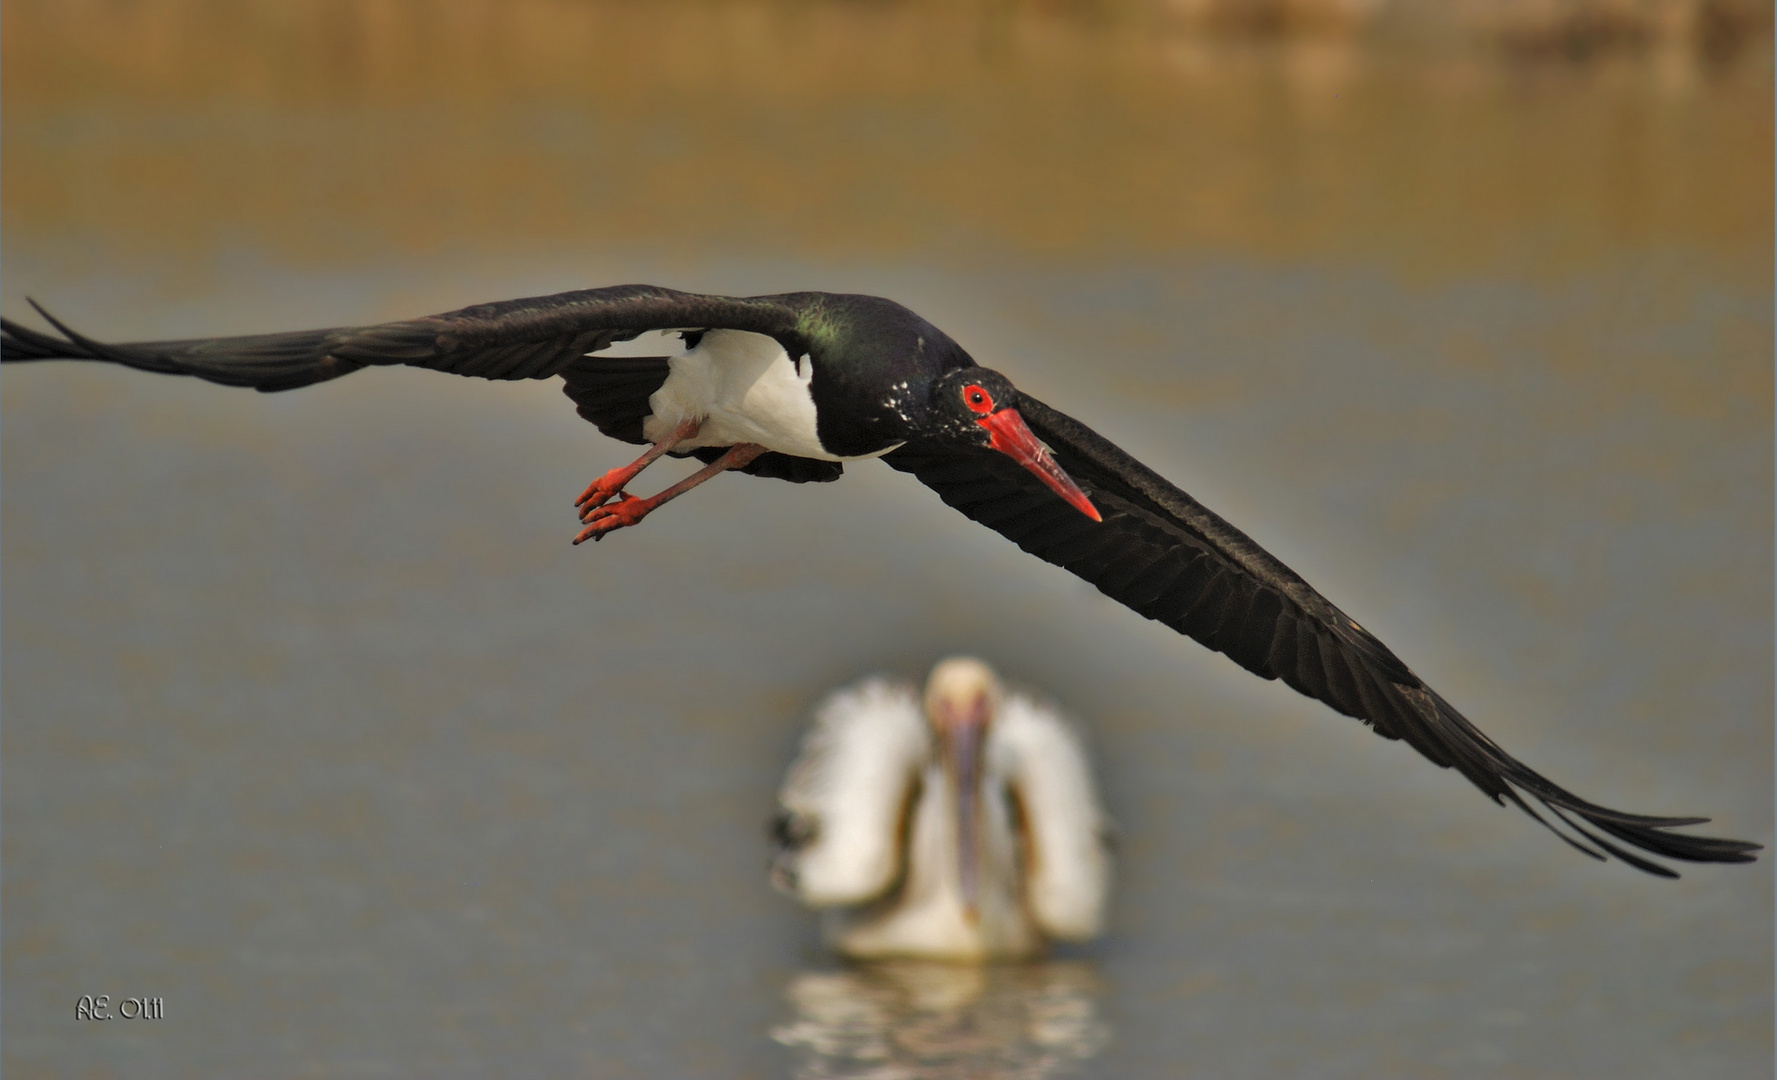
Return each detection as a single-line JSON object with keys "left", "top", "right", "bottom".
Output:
{"left": 770, "top": 658, "right": 1112, "bottom": 961}
{"left": 0, "top": 285, "right": 1760, "bottom": 877}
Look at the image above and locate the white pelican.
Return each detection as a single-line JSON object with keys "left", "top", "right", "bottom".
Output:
{"left": 770, "top": 658, "right": 1113, "bottom": 961}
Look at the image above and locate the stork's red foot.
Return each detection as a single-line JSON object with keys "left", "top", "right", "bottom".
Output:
{"left": 573, "top": 492, "right": 659, "bottom": 544}
{"left": 574, "top": 465, "right": 641, "bottom": 512}
{"left": 578, "top": 470, "right": 640, "bottom": 523}
{"left": 570, "top": 440, "right": 766, "bottom": 546}
{"left": 575, "top": 417, "right": 703, "bottom": 513}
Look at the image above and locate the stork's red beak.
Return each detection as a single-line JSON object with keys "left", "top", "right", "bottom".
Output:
{"left": 978, "top": 409, "right": 1102, "bottom": 522}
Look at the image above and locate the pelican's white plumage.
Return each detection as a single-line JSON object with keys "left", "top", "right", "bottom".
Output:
{"left": 989, "top": 694, "right": 1111, "bottom": 940}
{"left": 771, "top": 659, "right": 1113, "bottom": 961}
{"left": 774, "top": 677, "right": 932, "bottom": 906}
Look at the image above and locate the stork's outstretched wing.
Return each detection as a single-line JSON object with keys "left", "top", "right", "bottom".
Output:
{"left": 1, "top": 286, "right": 843, "bottom": 481}
{"left": 885, "top": 394, "right": 1762, "bottom": 877}
{"left": 771, "top": 678, "right": 932, "bottom": 907}
{"left": 0, "top": 286, "right": 808, "bottom": 391}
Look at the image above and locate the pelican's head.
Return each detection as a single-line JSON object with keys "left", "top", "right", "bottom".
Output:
{"left": 924, "top": 656, "right": 1002, "bottom": 734}
{"left": 923, "top": 657, "right": 1004, "bottom": 924}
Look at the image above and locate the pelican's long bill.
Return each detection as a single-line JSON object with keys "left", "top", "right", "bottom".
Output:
{"left": 942, "top": 707, "right": 987, "bottom": 924}
{"left": 978, "top": 408, "right": 1102, "bottom": 522}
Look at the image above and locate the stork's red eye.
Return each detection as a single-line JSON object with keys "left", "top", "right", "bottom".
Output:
{"left": 962, "top": 385, "right": 994, "bottom": 415}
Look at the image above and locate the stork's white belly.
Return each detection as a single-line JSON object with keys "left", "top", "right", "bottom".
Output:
{"left": 640, "top": 329, "right": 877, "bottom": 461}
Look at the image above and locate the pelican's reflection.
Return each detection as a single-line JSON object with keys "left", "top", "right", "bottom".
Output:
{"left": 773, "top": 960, "right": 1109, "bottom": 1079}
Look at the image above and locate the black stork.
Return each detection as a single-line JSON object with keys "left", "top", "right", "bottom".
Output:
{"left": 0, "top": 284, "right": 1759, "bottom": 877}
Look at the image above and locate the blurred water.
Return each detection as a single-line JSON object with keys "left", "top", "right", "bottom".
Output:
{"left": 772, "top": 962, "right": 1110, "bottom": 1078}
{"left": 3, "top": 5, "right": 1771, "bottom": 1078}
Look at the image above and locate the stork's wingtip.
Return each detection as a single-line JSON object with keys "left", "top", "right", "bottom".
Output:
{"left": 25, "top": 299, "right": 85, "bottom": 345}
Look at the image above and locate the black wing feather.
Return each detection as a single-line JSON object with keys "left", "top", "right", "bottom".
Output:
{"left": 4, "top": 285, "right": 845, "bottom": 484}
{"left": 685, "top": 447, "right": 844, "bottom": 484}
{"left": 1, "top": 284, "right": 808, "bottom": 391}
{"left": 884, "top": 393, "right": 1760, "bottom": 875}
{"left": 560, "top": 353, "right": 676, "bottom": 445}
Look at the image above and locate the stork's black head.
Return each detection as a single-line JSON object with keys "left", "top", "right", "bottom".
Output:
{"left": 927, "top": 368, "right": 1102, "bottom": 522}
{"left": 925, "top": 368, "right": 1020, "bottom": 444}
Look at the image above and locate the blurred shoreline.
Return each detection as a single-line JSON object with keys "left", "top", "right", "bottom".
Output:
{"left": 5, "top": 1, "right": 1769, "bottom": 104}
{"left": 4, "top": 0, "right": 1770, "bottom": 276}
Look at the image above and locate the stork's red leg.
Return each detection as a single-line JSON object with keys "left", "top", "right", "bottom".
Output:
{"left": 574, "top": 417, "right": 702, "bottom": 511}
{"left": 573, "top": 443, "right": 767, "bottom": 544}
